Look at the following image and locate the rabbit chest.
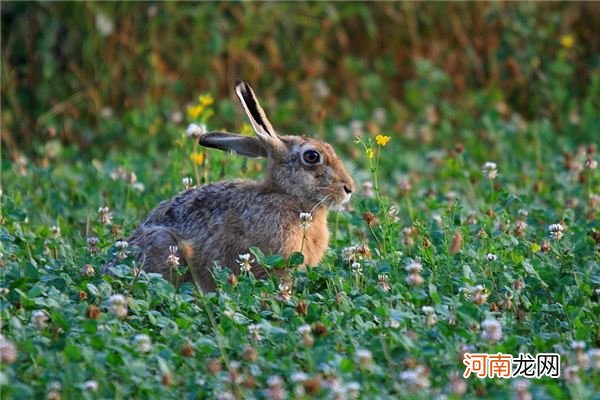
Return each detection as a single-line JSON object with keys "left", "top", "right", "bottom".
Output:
{"left": 283, "top": 208, "right": 330, "bottom": 267}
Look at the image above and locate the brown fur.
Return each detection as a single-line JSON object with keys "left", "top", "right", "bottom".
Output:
{"left": 105, "top": 81, "right": 355, "bottom": 291}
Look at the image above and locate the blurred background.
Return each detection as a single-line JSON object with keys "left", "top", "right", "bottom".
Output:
{"left": 1, "top": 2, "right": 599, "bottom": 162}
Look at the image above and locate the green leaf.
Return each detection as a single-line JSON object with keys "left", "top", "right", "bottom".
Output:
{"left": 288, "top": 252, "right": 305, "bottom": 267}
{"left": 64, "top": 343, "right": 83, "bottom": 362}
{"left": 340, "top": 358, "right": 354, "bottom": 373}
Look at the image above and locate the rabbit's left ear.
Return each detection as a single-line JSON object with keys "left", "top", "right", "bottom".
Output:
{"left": 234, "top": 80, "right": 285, "bottom": 153}
{"left": 199, "top": 132, "right": 267, "bottom": 158}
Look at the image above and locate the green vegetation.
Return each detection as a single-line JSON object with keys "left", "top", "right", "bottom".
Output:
{"left": 1, "top": 2, "right": 599, "bottom": 399}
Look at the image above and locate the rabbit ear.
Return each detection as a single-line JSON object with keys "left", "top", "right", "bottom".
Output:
{"left": 199, "top": 131, "right": 267, "bottom": 158}
{"left": 234, "top": 80, "right": 285, "bottom": 151}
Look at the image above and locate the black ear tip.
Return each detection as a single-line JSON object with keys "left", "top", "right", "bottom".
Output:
{"left": 234, "top": 79, "right": 248, "bottom": 90}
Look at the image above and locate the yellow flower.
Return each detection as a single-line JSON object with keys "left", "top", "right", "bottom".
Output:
{"left": 560, "top": 35, "right": 574, "bottom": 49}
{"left": 375, "top": 134, "right": 391, "bottom": 146}
{"left": 198, "top": 94, "right": 214, "bottom": 107}
{"left": 190, "top": 152, "right": 204, "bottom": 165}
{"left": 241, "top": 123, "right": 254, "bottom": 136}
{"left": 366, "top": 148, "right": 374, "bottom": 159}
{"left": 186, "top": 104, "right": 204, "bottom": 119}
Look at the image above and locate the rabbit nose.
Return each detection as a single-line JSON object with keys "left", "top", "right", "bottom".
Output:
{"left": 343, "top": 185, "right": 353, "bottom": 194}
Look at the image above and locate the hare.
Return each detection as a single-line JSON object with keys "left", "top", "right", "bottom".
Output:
{"left": 118, "top": 80, "right": 355, "bottom": 291}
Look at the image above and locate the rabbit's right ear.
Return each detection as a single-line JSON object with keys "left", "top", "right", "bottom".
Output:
{"left": 199, "top": 132, "right": 267, "bottom": 158}
{"left": 234, "top": 80, "right": 286, "bottom": 153}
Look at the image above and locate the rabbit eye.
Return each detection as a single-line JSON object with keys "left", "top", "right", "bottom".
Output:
{"left": 302, "top": 150, "right": 321, "bottom": 165}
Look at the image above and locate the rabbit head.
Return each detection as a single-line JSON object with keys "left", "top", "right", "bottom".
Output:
{"left": 199, "top": 80, "right": 355, "bottom": 208}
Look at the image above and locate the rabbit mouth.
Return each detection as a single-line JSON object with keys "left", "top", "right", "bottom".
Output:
{"left": 314, "top": 190, "right": 351, "bottom": 208}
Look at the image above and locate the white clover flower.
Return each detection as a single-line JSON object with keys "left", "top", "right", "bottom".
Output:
{"left": 400, "top": 365, "right": 430, "bottom": 390}
{"left": 351, "top": 262, "right": 363, "bottom": 275}
{"left": 98, "top": 206, "right": 112, "bottom": 225}
{"left": 109, "top": 294, "right": 126, "bottom": 306}
{"left": 585, "top": 158, "right": 598, "bottom": 170}
{"left": 388, "top": 319, "right": 400, "bottom": 329}
{"left": 0, "top": 335, "right": 17, "bottom": 364}
{"left": 549, "top": 223, "right": 565, "bottom": 240}
{"left": 124, "top": 171, "right": 137, "bottom": 184}
{"left": 590, "top": 194, "right": 600, "bottom": 210}
{"left": 405, "top": 260, "right": 423, "bottom": 273}
{"left": 515, "top": 220, "right": 527, "bottom": 231}
{"left": 355, "top": 349, "right": 373, "bottom": 368}
{"left": 95, "top": 12, "right": 114, "bottom": 37}
{"left": 297, "top": 324, "right": 312, "bottom": 336}
{"left": 482, "top": 162, "right": 498, "bottom": 180}
{"left": 421, "top": 306, "right": 434, "bottom": 314}
{"left": 108, "top": 294, "right": 128, "bottom": 318}
{"left": 299, "top": 212, "right": 313, "bottom": 229}
{"left": 248, "top": 324, "right": 262, "bottom": 341}
{"left": 572, "top": 340, "right": 586, "bottom": 351}
{"left": 341, "top": 244, "right": 371, "bottom": 263}
{"left": 362, "top": 181, "right": 375, "bottom": 198}
{"left": 132, "top": 182, "right": 145, "bottom": 192}
{"left": 100, "top": 107, "right": 113, "bottom": 118}
{"left": 350, "top": 119, "right": 364, "bottom": 136}
{"left": 31, "top": 310, "right": 49, "bottom": 329}
{"left": 345, "top": 381, "right": 361, "bottom": 398}
{"left": 170, "top": 110, "right": 183, "bottom": 124}
{"left": 588, "top": 349, "right": 600, "bottom": 369}
{"left": 485, "top": 253, "right": 498, "bottom": 261}
{"left": 115, "top": 240, "right": 129, "bottom": 260}
{"left": 83, "top": 380, "right": 99, "bottom": 392}
{"left": 87, "top": 236, "right": 100, "bottom": 254}
{"left": 341, "top": 245, "right": 358, "bottom": 262}
{"left": 217, "top": 392, "right": 236, "bottom": 400}
{"left": 449, "top": 373, "right": 467, "bottom": 395}
{"left": 237, "top": 253, "right": 253, "bottom": 273}
{"left": 50, "top": 225, "right": 60, "bottom": 237}
{"left": 470, "top": 284, "right": 489, "bottom": 305}
{"left": 512, "top": 379, "right": 530, "bottom": 398}
{"left": 134, "top": 334, "right": 152, "bottom": 353}
{"left": 481, "top": 318, "right": 503, "bottom": 343}
{"left": 445, "top": 190, "right": 459, "bottom": 201}
{"left": 291, "top": 371, "right": 309, "bottom": 382}
{"left": 167, "top": 245, "right": 179, "bottom": 268}
{"left": 278, "top": 284, "right": 292, "bottom": 301}
{"left": 563, "top": 365, "right": 581, "bottom": 384}
{"left": 421, "top": 306, "right": 437, "bottom": 326}
{"left": 378, "top": 274, "right": 391, "bottom": 292}
{"left": 406, "top": 272, "right": 424, "bottom": 286}
{"left": 186, "top": 123, "right": 207, "bottom": 139}
{"left": 373, "top": 107, "right": 387, "bottom": 124}
{"left": 267, "top": 375, "right": 283, "bottom": 387}
{"left": 313, "top": 79, "right": 331, "bottom": 99}
{"left": 182, "top": 177, "right": 193, "bottom": 190}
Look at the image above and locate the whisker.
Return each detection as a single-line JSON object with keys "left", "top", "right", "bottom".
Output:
{"left": 311, "top": 194, "right": 331, "bottom": 214}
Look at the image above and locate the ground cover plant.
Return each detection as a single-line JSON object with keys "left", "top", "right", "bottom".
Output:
{"left": 1, "top": 2, "right": 600, "bottom": 399}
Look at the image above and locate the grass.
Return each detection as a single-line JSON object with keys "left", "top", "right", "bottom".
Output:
{"left": 2, "top": 81, "right": 599, "bottom": 399}
{"left": 1, "top": 5, "right": 600, "bottom": 396}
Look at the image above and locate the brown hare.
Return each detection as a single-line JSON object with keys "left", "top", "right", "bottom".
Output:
{"left": 113, "top": 80, "right": 355, "bottom": 291}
